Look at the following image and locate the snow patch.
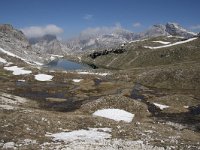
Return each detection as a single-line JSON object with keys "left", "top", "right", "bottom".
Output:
{"left": 153, "top": 103, "right": 169, "bottom": 110}
{"left": 129, "top": 39, "right": 147, "bottom": 43}
{"left": 72, "top": 79, "right": 83, "bottom": 83}
{"left": 18, "top": 80, "right": 26, "bottom": 82}
{"left": 77, "top": 71, "right": 110, "bottom": 76}
{"left": 152, "top": 41, "right": 171, "bottom": 45}
{"left": 93, "top": 109, "right": 134, "bottom": 123}
{"left": 0, "top": 57, "right": 7, "bottom": 63}
{"left": 46, "top": 128, "right": 112, "bottom": 142}
{"left": 3, "top": 142, "right": 15, "bottom": 149}
{"left": 144, "top": 38, "right": 197, "bottom": 49}
{"left": 184, "top": 106, "right": 189, "bottom": 109}
{"left": 4, "top": 66, "right": 32, "bottom": 75}
{"left": 34, "top": 74, "right": 54, "bottom": 81}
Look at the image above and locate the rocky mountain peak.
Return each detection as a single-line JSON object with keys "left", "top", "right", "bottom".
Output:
{"left": 0, "top": 24, "right": 14, "bottom": 31}
{"left": 0, "top": 24, "right": 27, "bottom": 41}
{"left": 29, "top": 34, "right": 57, "bottom": 45}
{"left": 165, "top": 22, "right": 196, "bottom": 38}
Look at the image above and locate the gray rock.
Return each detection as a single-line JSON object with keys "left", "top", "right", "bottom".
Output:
{"left": 0, "top": 24, "right": 43, "bottom": 64}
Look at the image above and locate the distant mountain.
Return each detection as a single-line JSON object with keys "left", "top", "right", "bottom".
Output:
{"left": 65, "top": 28, "right": 135, "bottom": 52}
{"left": 29, "top": 34, "right": 57, "bottom": 44}
{"left": 30, "top": 34, "right": 70, "bottom": 55}
{"left": 0, "top": 23, "right": 196, "bottom": 65}
{"left": 64, "top": 22, "right": 196, "bottom": 52}
{"left": 165, "top": 22, "right": 196, "bottom": 38}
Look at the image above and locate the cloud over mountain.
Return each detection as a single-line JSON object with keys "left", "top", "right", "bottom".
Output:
{"left": 21, "top": 24, "right": 64, "bottom": 38}
{"left": 79, "top": 23, "right": 123, "bottom": 38}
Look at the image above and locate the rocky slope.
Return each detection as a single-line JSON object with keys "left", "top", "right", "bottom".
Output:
{"left": 0, "top": 24, "right": 43, "bottom": 65}
{"left": 30, "top": 34, "right": 70, "bottom": 56}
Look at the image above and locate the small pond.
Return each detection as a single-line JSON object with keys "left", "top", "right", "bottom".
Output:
{"left": 46, "top": 59, "right": 92, "bottom": 70}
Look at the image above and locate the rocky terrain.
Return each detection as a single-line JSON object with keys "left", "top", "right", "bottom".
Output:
{"left": 0, "top": 23, "right": 200, "bottom": 149}
{"left": 30, "top": 34, "right": 70, "bottom": 56}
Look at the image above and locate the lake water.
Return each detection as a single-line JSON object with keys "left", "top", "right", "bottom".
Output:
{"left": 47, "top": 59, "right": 90, "bottom": 70}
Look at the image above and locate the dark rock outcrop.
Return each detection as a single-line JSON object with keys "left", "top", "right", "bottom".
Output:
{"left": 89, "top": 48, "right": 126, "bottom": 59}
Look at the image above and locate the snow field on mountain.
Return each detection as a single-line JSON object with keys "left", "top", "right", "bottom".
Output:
{"left": 144, "top": 37, "right": 197, "bottom": 49}
{"left": 152, "top": 41, "right": 171, "bottom": 44}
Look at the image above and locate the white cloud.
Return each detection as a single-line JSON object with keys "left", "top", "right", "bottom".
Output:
{"left": 190, "top": 25, "right": 200, "bottom": 30}
{"left": 133, "top": 22, "right": 141, "bottom": 27}
{"left": 83, "top": 14, "right": 93, "bottom": 20}
{"left": 21, "top": 24, "right": 64, "bottom": 38}
{"left": 80, "top": 24, "right": 123, "bottom": 38}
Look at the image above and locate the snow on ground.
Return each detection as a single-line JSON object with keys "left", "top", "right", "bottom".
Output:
{"left": 34, "top": 74, "right": 54, "bottom": 81}
{"left": 77, "top": 71, "right": 110, "bottom": 76}
{"left": 51, "top": 54, "right": 64, "bottom": 58}
{"left": 4, "top": 66, "right": 32, "bottom": 75}
{"left": 0, "top": 104, "right": 15, "bottom": 110}
{"left": 50, "top": 56, "right": 56, "bottom": 61}
{"left": 5, "top": 62, "right": 13, "bottom": 66}
{"left": 41, "top": 138, "right": 165, "bottom": 150}
{"left": 2, "top": 142, "right": 15, "bottom": 149}
{"left": 0, "top": 92, "right": 27, "bottom": 110}
{"left": 93, "top": 109, "right": 135, "bottom": 123}
{"left": 129, "top": 39, "right": 147, "bottom": 43}
{"left": 72, "top": 79, "right": 83, "bottom": 83}
{"left": 144, "top": 37, "right": 197, "bottom": 49}
{"left": 18, "top": 80, "right": 26, "bottom": 82}
{"left": 46, "top": 128, "right": 112, "bottom": 142}
{"left": 153, "top": 103, "right": 169, "bottom": 110}
{"left": 0, "top": 57, "right": 7, "bottom": 63}
{"left": 49, "top": 54, "right": 63, "bottom": 61}
{"left": 152, "top": 41, "right": 171, "bottom": 45}
{"left": 0, "top": 47, "right": 43, "bottom": 66}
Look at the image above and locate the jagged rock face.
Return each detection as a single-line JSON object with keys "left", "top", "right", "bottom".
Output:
{"left": 166, "top": 23, "right": 196, "bottom": 38}
{"left": 137, "top": 24, "right": 169, "bottom": 39}
{"left": 0, "top": 24, "right": 43, "bottom": 64}
{"left": 65, "top": 29, "right": 135, "bottom": 52}
{"left": 32, "top": 39, "right": 67, "bottom": 55}
{"left": 30, "top": 34, "right": 70, "bottom": 55}
{"left": 0, "top": 24, "right": 27, "bottom": 42}
{"left": 29, "top": 34, "right": 57, "bottom": 44}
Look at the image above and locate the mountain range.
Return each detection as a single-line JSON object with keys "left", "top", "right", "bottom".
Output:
{"left": 0, "top": 22, "right": 198, "bottom": 64}
{"left": 63, "top": 22, "right": 197, "bottom": 52}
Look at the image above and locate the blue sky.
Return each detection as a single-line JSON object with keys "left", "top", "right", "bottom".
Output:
{"left": 0, "top": 0, "right": 200, "bottom": 39}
